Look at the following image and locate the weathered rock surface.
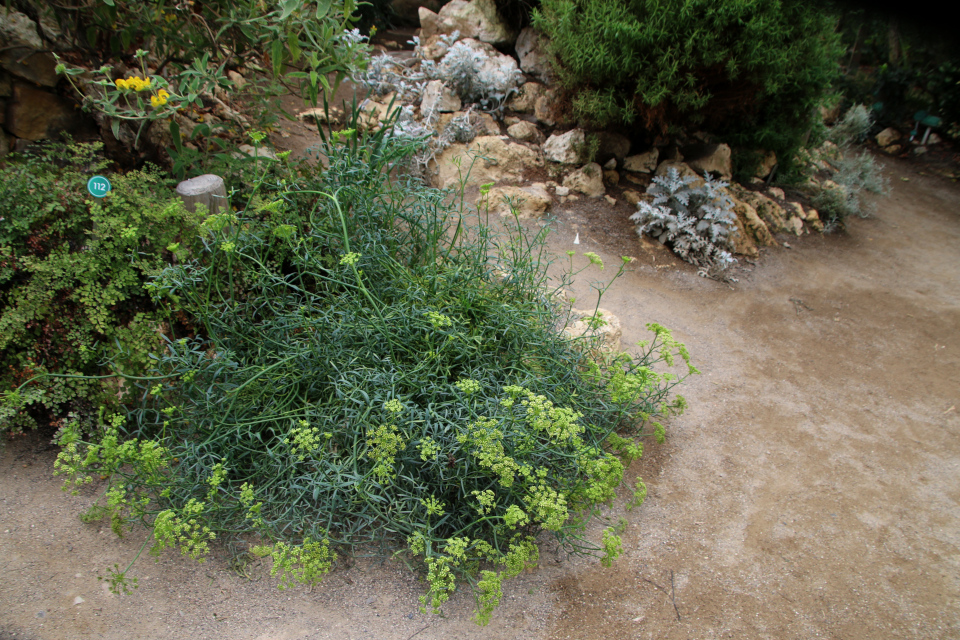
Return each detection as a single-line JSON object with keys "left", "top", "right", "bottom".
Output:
{"left": 543, "top": 128, "right": 585, "bottom": 164}
{"left": 729, "top": 184, "right": 791, "bottom": 235}
{"left": 506, "top": 120, "right": 543, "bottom": 143}
{"left": 876, "top": 127, "right": 900, "bottom": 148}
{"left": 431, "top": 135, "right": 542, "bottom": 189}
{"left": 756, "top": 150, "right": 777, "bottom": 179}
{"left": 506, "top": 81, "right": 542, "bottom": 113}
{"left": 726, "top": 191, "right": 775, "bottom": 248}
{"left": 624, "top": 149, "right": 659, "bottom": 173}
{"left": 534, "top": 88, "right": 570, "bottom": 127}
{"left": 420, "top": 80, "right": 461, "bottom": 114}
{"left": 515, "top": 27, "right": 553, "bottom": 81}
{"left": 602, "top": 170, "right": 619, "bottom": 187}
{"left": 479, "top": 183, "right": 552, "bottom": 218}
{"left": 622, "top": 189, "right": 643, "bottom": 207}
{"left": 421, "top": 0, "right": 517, "bottom": 47}
{"left": 0, "top": 8, "right": 58, "bottom": 87}
{"left": 5, "top": 83, "right": 81, "bottom": 140}
{"left": 563, "top": 308, "right": 622, "bottom": 352}
{"left": 563, "top": 162, "right": 605, "bottom": 197}
{"left": 654, "top": 160, "right": 703, "bottom": 187}
{"left": 685, "top": 143, "right": 732, "bottom": 180}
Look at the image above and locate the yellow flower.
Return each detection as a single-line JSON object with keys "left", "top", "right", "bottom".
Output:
{"left": 114, "top": 78, "right": 129, "bottom": 90}
{"left": 151, "top": 88, "right": 170, "bottom": 108}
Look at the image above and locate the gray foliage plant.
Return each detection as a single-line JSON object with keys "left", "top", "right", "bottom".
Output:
{"left": 630, "top": 168, "right": 738, "bottom": 270}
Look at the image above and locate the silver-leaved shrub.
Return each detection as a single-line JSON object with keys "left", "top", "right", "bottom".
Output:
{"left": 630, "top": 167, "right": 738, "bottom": 269}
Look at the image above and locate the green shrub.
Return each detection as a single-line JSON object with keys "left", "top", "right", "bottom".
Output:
{"left": 532, "top": 0, "right": 844, "bottom": 178}
{"left": 0, "top": 142, "right": 202, "bottom": 436}
{"left": 41, "top": 119, "right": 694, "bottom": 622}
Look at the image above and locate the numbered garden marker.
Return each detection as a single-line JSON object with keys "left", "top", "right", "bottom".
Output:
{"left": 87, "top": 175, "right": 112, "bottom": 198}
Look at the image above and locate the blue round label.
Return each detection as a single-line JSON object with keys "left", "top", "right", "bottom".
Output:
{"left": 87, "top": 175, "right": 112, "bottom": 198}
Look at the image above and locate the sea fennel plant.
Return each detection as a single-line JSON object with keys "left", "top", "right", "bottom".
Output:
{"left": 29, "top": 114, "right": 695, "bottom": 623}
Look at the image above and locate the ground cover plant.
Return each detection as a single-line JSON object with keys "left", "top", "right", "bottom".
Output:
{"left": 20, "top": 115, "right": 696, "bottom": 623}
{"left": 0, "top": 142, "right": 203, "bottom": 437}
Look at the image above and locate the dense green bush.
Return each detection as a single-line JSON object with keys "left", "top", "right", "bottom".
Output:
{"left": 0, "top": 143, "right": 202, "bottom": 436}
{"left": 41, "top": 118, "right": 694, "bottom": 622}
{"left": 532, "top": 0, "right": 844, "bottom": 178}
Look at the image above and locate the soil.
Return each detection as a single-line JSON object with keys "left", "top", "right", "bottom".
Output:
{"left": 2, "top": 143, "right": 959, "bottom": 639}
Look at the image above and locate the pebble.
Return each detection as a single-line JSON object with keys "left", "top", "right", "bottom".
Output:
{"left": 74, "top": 596, "right": 85, "bottom": 605}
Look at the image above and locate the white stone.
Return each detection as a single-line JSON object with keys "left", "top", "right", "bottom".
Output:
{"left": 563, "top": 163, "right": 605, "bottom": 198}
{"left": 515, "top": 27, "right": 552, "bottom": 81}
{"left": 479, "top": 184, "right": 552, "bottom": 218}
{"left": 543, "top": 128, "right": 586, "bottom": 164}
{"left": 430, "top": 135, "right": 543, "bottom": 189}
{"left": 432, "top": 0, "right": 517, "bottom": 46}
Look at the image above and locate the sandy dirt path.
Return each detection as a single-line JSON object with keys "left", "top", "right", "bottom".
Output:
{"left": 2, "top": 156, "right": 958, "bottom": 640}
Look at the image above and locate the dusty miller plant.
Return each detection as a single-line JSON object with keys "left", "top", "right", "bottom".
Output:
{"left": 355, "top": 54, "right": 426, "bottom": 103}
{"left": 630, "top": 168, "right": 738, "bottom": 270}
{"left": 419, "top": 34, "right": 522, "bottom": 112}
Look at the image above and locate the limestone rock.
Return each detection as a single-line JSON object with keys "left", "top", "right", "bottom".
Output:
{"left": 726, "top": 190, "right": 775, "bottom": 247}
{"left": 804, "top": 207, "right": 824, "bottom": 232}
{"left": 624, "top": 149, "right": 659, "bottom": 173}
{"left": 766, "top": 187, "right": 785, "bottom": 201}
{"left": 729, "top": 184, "right": 791, "bottom": 235}
{"left": 602, "top": 170, "right": 619, "bottom": 187}
{"left": 0, "top": 8, "right": 58, "bottom": 87}
{"left": 595, "top": 131, "right": 630, "bottom": 166}
{"left": 421, "top": 80, "right": 461, "bottom": 114}
{"left": 876, "top": 127, "right": 900, "bottom": 148}
{"left": 479, "top": 183, "right": 551, "bottom": 218}
{"left": 755, "top": 150, "right": 777, "bottom": 179}
{"left": 730, "top": 215, "right": 759, "bottom": 258}
{"left": 563, "top": 308, "right": 622, "bottom": 353}
{"left": 928, "top": 132, "right": 942, "bottom": 145}
{"left": 603, "top": 158, "right": 617, "bottom": 170}
{"left": 563, "top": 162, "right": 605, "bottom": 198}
{"left": 543, "top": 128, "right": 585, "bottom": 164}
{"left": 604, "top": 194, "right": 617, "bottom": 205}
{"left": 883, "top": 144, "right": 902, "bottom": 155}
{"left": 534, "top": 88, "right": 570, "bottom": 127}
{"left": 430, "top": 0, "right": 517, "bottom": 47}
{"left": 555, "top": 185, "right": 570, "bottom": 196}
{"left": 506, "top": 120, "right": 543, "bottom": 143}
{"left": 505, "top": 81, "right": 542, "bottom": 113}
{"left": 431, "top": 135, "right": 542, "bottom": 189}
{"left": 1, "top": 8, "right": 42, "bottom": 49}
{"left": 5, "top": 83, "right": 81, "bottom": 140}
{"left": 515, "top": 27, "right": 553, "bottom": 81}
{"left": 419, "top": 7, "right": 440, "bottom": 39}
{"left": 474, "top": 112, "right": 500, "bottom": 136}
{"left": 685, "top": 143, "right": 732, "bottom": 180}
{"left": 297, "top": 106, "right": 344, "bottom": 125}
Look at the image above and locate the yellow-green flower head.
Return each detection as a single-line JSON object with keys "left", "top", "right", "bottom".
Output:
{"left": 383, "top": 398, "right": 404, "bottom": 413}
{"left": 584, "top": 252, "right": 604, "bottom": 270}
{"left": 340, "top": 252, "right": 361, "bottom": 266}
